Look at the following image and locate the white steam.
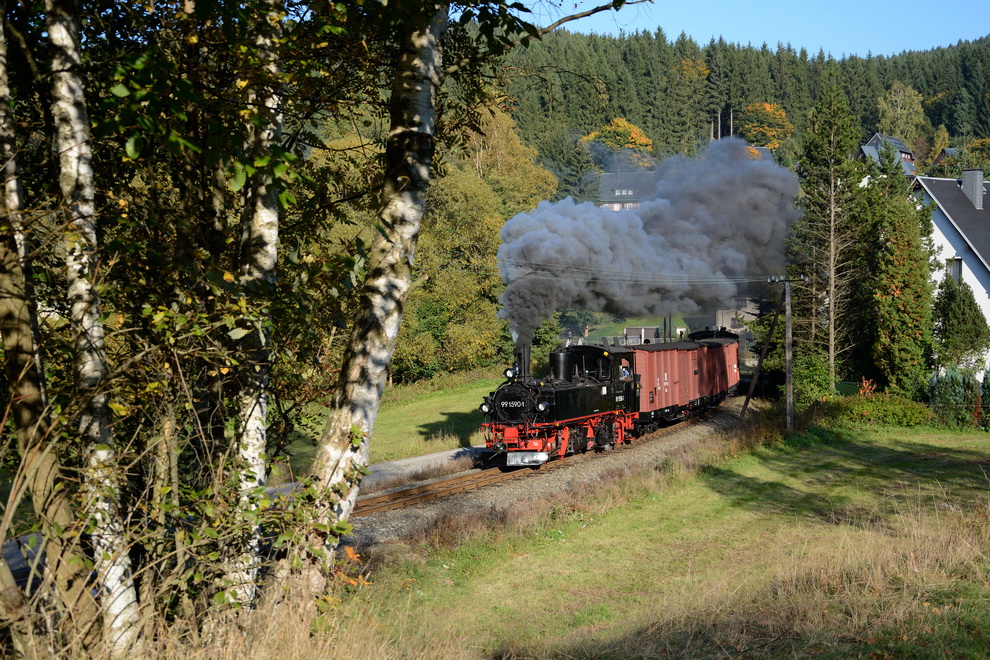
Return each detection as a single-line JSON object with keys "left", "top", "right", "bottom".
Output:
{"left": 497, "top": 138, "right": 799, "bottom": 343}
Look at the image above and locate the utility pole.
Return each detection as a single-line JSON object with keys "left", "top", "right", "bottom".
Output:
{"left": 769, "top": 275, "right": 806, "bottom": 432}
{"left": 739, "top": 290, "right": 785, "bottom": 421}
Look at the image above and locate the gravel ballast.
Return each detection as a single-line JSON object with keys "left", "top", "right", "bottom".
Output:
{"left": 345, "top": 398, "right": 745, "bottom": 551}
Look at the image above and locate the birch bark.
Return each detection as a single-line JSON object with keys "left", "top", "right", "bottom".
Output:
{"left": 0, "top": 7, "right": 103, "bottom": 655}
{"left": 303, "top": 4, "right": 448, "bottom": 573}
{"left": 226, "top": 0, "right": 282, "bottom": 607}
{"left": 46, "top": 0, "right": 143, "bottom": 654}
{"left": 287, "top": 1, "right": 626, "bottom": 597}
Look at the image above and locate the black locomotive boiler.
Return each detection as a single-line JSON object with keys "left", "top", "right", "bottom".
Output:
{"left": 480, "top": 330, "right": 740, "bottom": 466}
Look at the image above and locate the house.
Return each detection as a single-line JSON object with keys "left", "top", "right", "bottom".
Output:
{"left": 933, "top": 147, "right": 959, "bottom": 166}
{"left": 914, "top": 170, "right": 990, "bottom": 363}
{"left": 861, "top": 133, "right": 917, "bottom": 176}
{"left": 598, "top": 171, "right": 660, "bottom": 211}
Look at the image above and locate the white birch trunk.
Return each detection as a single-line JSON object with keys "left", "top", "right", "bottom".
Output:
{"left": 300, "top": 6, "right": 449, "bottom": 583}
{"left": 0, "top": 15, "right": 46, "bottom": 657}
{"left": 226, "top": 0, "right": 282, "bottom": 607}
{"left": 46, "top": 1, "right": 143, "bottom": 655}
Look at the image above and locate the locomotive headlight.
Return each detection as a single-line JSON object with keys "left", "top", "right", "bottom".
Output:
{"left": 480, "top": 403, "right": 491, "bottom": 413}
{"left": 504, "top": 367, "right": 516, "bottom": 379}
{"left": 537, "top": 401, "right": 549, "bottom": 412}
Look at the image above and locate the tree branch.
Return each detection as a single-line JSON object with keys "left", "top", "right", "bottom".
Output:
{"left": 444, "top": 0, "right": 652, "bottom": 76}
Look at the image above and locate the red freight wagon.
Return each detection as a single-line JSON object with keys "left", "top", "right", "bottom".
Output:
{"left": 481, "top": 329, "right": 740, "bottom": 465}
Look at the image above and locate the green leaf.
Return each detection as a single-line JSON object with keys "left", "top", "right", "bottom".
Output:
{"left": 228, "top": 327, "right": 251, "bottom": 340}
{"left": 110, "top": 83, "right": 131, "bottom": 97}
{"left": 125, "top": 134, "right": 144, "bottom": 159}
{"left": 228, "top": 167, "right": 247, "bottom": 192}
{"left": 277, "top": 190, "right": 296, "bottom": 209}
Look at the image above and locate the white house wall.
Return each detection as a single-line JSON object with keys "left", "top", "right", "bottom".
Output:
{"left": 928, "top": 204, "right": 990, "bottom": 371}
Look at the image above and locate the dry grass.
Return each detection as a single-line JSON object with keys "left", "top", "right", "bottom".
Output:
{"left": 148, "top": 595, "right": 481, "bottom": 660}
{"left": 41, "top": 403, "right": 990, "bottom": 659}
{"left": 347, "top": 407, "right": 990, "bottom": 658}
{"left": 387, "top": 416, "right": 751, "bottom": 555}
{"left": 605, "top": 504, "right": 990, "bottom": 657}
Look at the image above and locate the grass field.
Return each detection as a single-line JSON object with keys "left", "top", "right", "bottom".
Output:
{"left": 274, "top": 370, "right": 504, "bottom": 479}
{"left": 584, "top": 314, "right": 698, "bottom": 339}
{"left": 319, "top": 418, "right": 990, "bottom": 658}
{"left": 370, "top": 372, "right": 502, "bottom": 463}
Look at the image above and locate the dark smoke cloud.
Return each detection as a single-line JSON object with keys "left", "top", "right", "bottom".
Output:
{"left": 497, "top": 138, "right": 799, "bottom": 343}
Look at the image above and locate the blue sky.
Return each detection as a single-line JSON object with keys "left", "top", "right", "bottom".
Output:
{"left": 529, "top": 0, "right": 989, "bottom": 58}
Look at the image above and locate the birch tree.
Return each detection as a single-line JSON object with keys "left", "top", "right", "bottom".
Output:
{"left": 226, "top": 0, "right": 284, "bottom": 606}
{"left": 293, "top": 0, "right": 636, "bottom": 592}
{"left": 46, "top": 0, "right": 143, "bottom": 654}
{"left": 1, "top": 4, "right": 107, "bottom": 654}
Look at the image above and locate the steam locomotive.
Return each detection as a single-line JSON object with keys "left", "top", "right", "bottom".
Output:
{"left": 480, "top": 330, "right": 740, "bottom": 466}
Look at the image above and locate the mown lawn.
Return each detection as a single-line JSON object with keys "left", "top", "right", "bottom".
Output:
{"left": 370, "top": 374, "right": 502, "bottom": 463}
{"left": 335, "top": 422, "right": 990, "bottom": 658}
{"left": 274, "top": 370, "right": 503, "bottom": 478}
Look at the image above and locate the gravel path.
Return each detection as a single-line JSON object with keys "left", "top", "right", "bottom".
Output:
{"left": 344, "top": 397, "right": 745, "bottom": 551}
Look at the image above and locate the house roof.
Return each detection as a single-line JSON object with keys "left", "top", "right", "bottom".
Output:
{"left": 598, "top": 171, "right": 660, "bottom": 203}
{"left": 915, "top": 175, "right": 990, "bottom": 272}
{"left": 860, "top": 144, "right": 917, "bottom": 175}
{"left": 934, "top": 147, "right": 959, "bottom": 163}
{"left": 866, "top": 133, "right": 912, "bottom": 155}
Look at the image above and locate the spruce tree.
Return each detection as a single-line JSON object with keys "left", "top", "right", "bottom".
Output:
{"left": 866, "top": 143, "right": 935, "bottom": 398}
{"left": 933, "top": 270, "right": 990, "bottom": 371}
{"left": 792, "top": 66, "right": 866, "bottom": 389}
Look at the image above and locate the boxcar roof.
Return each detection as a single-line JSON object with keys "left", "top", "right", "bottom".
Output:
{"left": 630, "top": 341, "right": 705, "bottom": 352}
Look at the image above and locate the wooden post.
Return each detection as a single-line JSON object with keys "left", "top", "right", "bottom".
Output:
{"left": 785, "top": 278, "right": 794, "bottom": 432}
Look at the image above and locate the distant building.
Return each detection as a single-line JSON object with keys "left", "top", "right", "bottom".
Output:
{"left": 597, "top": 171, "right": 660, "bottom": 211}
{"left": 860, "top": 133, "right": 917, "bottom": 176}
{"left": 716, "top": 297, "right": 760, "bottom": 366}
{"left": 933, "top": 147, "right": 959, "bottom": 166}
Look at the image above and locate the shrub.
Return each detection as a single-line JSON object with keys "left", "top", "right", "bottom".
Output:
{"left": 930, "top": 366, "right": 982, "bottom": 428}
{"left": 790, "top": 352, "right": 832, "bottom": 408}
{"left": 845, "top": 393, "right": 934, "bottom": 427}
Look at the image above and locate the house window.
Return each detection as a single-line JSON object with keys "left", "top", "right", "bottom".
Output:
{"left": 947, "top": 257, "right": 962, "bottom": 282}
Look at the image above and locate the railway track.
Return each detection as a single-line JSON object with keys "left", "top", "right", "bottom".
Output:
{"left": 354, "top": 467, "right": 524, "bottom": 517}
{"left": 351, "top": 406, "right": 735, "bottom": 518}
{"left": 352, "top": 456, "right": 581, "bottom": 517}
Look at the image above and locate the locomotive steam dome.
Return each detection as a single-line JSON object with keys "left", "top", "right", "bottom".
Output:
{"left": 491, "top": 381, "right": 536, "bottom": 423}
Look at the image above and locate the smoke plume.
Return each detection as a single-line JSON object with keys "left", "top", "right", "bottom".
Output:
{"left": 497, "top": 138, "right": 799, "bottom": 343}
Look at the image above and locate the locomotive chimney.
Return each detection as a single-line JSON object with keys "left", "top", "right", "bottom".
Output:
{"left": 513, "top": 343, "right": 532, "bottom": 381}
